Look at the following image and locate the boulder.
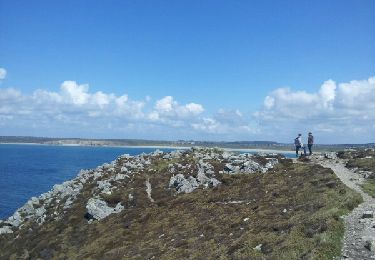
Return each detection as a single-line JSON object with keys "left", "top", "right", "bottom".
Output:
{"left": 6, "top": 212, "right": 23, "bottom": 227}
{"left": 86, "top": 198, "right": 124, "bottom": 221}
{"left": 324, "top": 152, "right": 337, "bottom": 159}
{"left": 169, "top": 174, "right": 199, "bottom": 193}
{"left": 0, "top": 226, "right": 13, "bottom": 234}
{"left": 364, "top": 238, "right": 375, "bottom": 251}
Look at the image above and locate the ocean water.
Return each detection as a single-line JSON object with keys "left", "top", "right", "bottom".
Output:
{"left": 0, "top": 144, "right": 177, "bottom": 219}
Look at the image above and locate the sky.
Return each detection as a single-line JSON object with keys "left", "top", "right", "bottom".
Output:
{"left": 0, "top": 0, "right": 374, "bottom": 143}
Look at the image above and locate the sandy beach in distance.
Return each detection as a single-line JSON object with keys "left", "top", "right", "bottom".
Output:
{"left": 0, "top": 142, "right": 295, "bottom": 154}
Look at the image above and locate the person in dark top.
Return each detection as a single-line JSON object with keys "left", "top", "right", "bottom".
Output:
{"left": 307, "top": 132, "right": 314, "bottom": 155}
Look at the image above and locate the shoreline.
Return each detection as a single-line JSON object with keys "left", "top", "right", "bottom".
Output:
{"left": 0, "top": 142, "right": 295, "bottom": 154}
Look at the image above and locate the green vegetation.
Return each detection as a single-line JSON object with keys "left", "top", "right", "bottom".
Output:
{"left": 0, "top": 153, "right": 362, "bottom": 259}
{"left": 362, "top": 179, "right": 375, "bottom": 198}
{"left": 338, "top": 149, "right": 375, "bottom": 198}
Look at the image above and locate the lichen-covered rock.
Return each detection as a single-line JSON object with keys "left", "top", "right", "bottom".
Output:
{"left": 0, "top": 225, "right": 13, "bottom": 234}
{"left": 364, "top": 238, "right": 375, "bottom": 251}
{"left": 169, "top": 174, "right": 199, "bottom": 193}
{"left": 86, "top": 198, "right": 124, "bottom": 221}
{"left": 324, "top": 152, "right": 337, "bottom": 159}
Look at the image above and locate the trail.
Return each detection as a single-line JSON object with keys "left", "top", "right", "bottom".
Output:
{"left": 311, "top": 155, "right": 375, "bottom": 259}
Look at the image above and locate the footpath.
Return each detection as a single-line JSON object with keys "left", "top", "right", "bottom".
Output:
{"left": 310, "top": 154, "right": 375, "bottom": 259}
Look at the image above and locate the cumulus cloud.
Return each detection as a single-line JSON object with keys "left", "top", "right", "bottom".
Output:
{"left": 0, "top": 68, "right": 7, "bottom": 80}
{"left": 146, "top": 95, "right": 206, "bottom": 129}
{"left": 191, "top": 109, "right": 259, "bottom": 137}
{"left": 153, "top": 96, "right": 204, "bottom": 119}
{"left": 1, "top": 75, "right": 374, "bottom": 142}
{"left": 0, "top": 81, "right": 146, "bottom": 130}
{"left": 255, "top": 76, "right": 375, "bottom": 142}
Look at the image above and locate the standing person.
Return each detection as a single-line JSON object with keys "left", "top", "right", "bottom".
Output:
{"left": 294, "top": 134, "right": 306, "bottom": 157}
{"left": 308, "top": 132, "right": 314, "bottom": 155}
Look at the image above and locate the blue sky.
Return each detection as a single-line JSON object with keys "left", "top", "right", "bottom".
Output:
{"left": 0, "top": 0, "right": 374, "bottom": 143}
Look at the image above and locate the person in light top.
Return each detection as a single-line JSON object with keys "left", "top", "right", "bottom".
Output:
{"left": 294, "top": 133, "right": 306, "bottom": 157}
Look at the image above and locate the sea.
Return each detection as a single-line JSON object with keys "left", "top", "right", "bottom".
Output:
{"left": 0, "top": 144, "right": 294, "bottom": 219}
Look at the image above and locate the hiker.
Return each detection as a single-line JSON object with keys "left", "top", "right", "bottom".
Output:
{"left": 294, "top": 134, "right": 306, "bottom": 157}
{"left": 308, "top": 132, "right": 314, "bottom": 155}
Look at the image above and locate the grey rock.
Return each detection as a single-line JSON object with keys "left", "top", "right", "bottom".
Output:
{"left": 0, "top": 226, "right": 13, "bottom": 234}
{"left": 6, "top": 211, "right": 23, "bottom": 227}
{"left": 224, "top": 163, "right": 241, "bottom": 173}
{"left": 324, "top": 152, "right": 337, "bottom": 159}
{"left": 362, "top": 211, "right": 374, "bottom": 219}
{"left": 254, "top": 244, "right": 262, "bottom": 251}
{"left": 169, "top": 174, "right": 199, "bottom": 193}
{"left": 364, "top": 238, "right": 375, "bottom": 251}
{"left": 86, "top": 198, "right": 124, "bottom": 221}
{"left": 115, "top": 173, "right": 127, "bottom": 181}
{"left": 97, "top": 180, "right": 113, "bottom": 194}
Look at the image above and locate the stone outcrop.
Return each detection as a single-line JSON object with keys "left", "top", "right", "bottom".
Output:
{"left": 85, "top": 198, "right": 124, "bottom": 221}
{"left": 0, "top": 147, "right": 281, "bottom": 234}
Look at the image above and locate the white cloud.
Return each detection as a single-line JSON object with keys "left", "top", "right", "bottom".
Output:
{"left": 155, "top": 96, "right": 174, "bottom": 113}
{"left": 1, "top": 75, "right": 374, "bottom": 143}
{"left": 264, "top": 96, "right": 275, "bottom": 109}
{"left": 318, "top": 79, "right": 336, "bottom": 109}
{"left": 151, "top": 96, "right": 204, "bottom": 121}
{"left": 185, "top": 103, "right": 204, "bottom": 115}
{"left": 0, "top": 88, "right": 21, "bottom": 101}
{"left": 255, "top": 76, "right": 375, "bottom": 142}
{"left": 60, "top": 81, "right": 88, "bottom": 105}
{"left": 0, "top": 68, "right": 6, "bottom": 80}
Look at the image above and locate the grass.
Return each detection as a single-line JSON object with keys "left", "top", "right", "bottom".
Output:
{"left": 362, "top": 179, "right": 375, "bottom": 198}
{"left": 338, "top": 149, "right": 375, "bottom": 198}
{"left": 0, "top": 151, "right": 363, "bottom": 259}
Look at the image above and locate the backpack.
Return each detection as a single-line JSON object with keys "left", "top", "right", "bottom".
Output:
{"left": 294, "top": 138, "right": 300, "bottom": 146}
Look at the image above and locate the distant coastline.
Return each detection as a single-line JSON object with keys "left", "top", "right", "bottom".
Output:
{"left": 0, "top": 142, "right": 298, "bottom": 154}
{"left": 1, "top": 136, "right": 374, "bottom": 152}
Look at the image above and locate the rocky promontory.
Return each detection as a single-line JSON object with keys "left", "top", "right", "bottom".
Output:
{"left": 0, "top": 148, "right": 364, "bottom": 259}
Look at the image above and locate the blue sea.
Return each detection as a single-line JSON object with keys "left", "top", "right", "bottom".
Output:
{"left": 0, "top": 144, "right": 294, "bottom": 220}
{"left": 0, "top": 144, "right": 178, "bottom": 219}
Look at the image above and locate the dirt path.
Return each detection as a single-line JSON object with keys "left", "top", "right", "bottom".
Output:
{"left": 311, "top": 155, "right": 375, "bottom": 259}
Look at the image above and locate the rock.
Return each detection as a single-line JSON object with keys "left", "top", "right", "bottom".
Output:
{"left": 324, "top": 152, "right": 337, "bottom": 159}
{"left": 163, "top": 154, "right": 171, "bottom": 159}
{"left": 362, "top": 211, "right": 374, "bottom": 219}
{"left": 325, "top": 181, "right": 337, "bottom": 188}
{"left": 115, "top": 173, "right": 127, "bottom": 181}
{"left": 222, "top": 151, "right": 231, "bottom": 160}
{"left": 86, "top": 198, "right": 124, "bottom": 221}
{"left": 170, "top": 150, "right": 182, "bottom": 159}
{"left": 254, "top": 244, "right": 262, "bottom": 251}
{"left": 0, "top": 225, "right": 13, "bottom": 234}
{"left": 151, "top": 149, "right": 164, "bottom": 157}
{"left": 364, "top": 238, "right": 375, "bottom": 251}
{"left": 169, "top": 174, "right": 199, "bottom": 193}
{"left": 97, "top": 180, "right": 113, "bottom": 194}
{"left": 224, "top": 163, "right": 240, "bottom": 173}
{"left": 6, "top": 211, "right": 23, "bottom": 227}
